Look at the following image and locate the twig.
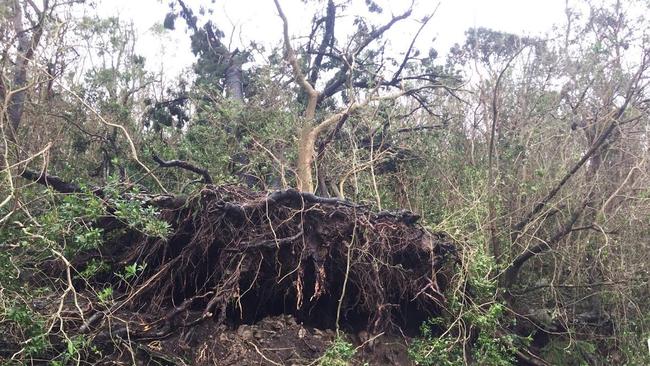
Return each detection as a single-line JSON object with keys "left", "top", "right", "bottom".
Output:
{"left": 248, "top": 341, "right": 283, "bottom": 366}
{"left": 354, "top": 331, "right": 384, "bottom": 352}
{"left": 336, "top": 218, "right": 356, "bottom": 335}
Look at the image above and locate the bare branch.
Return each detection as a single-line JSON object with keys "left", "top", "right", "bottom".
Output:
{"left": 7, "top": 0, "right": 48, "bottom": 134}
{"left": 389, "top": 5, "right": 437, "bottom": 84}
{"left": 319, "top": 4, "right": 414, "bottom": 102}
{"left": 512, "top": 52, "right": 648, "bottom": 237}
{"left": 504, "top": 200, "right": 588, "bottom": 289}
{"left": 396, "top": 124, "right": 443, "bottom": 133}
{"left": 488, "top": 46, "right": 527, "bottom": 261}
{"left": 308, "top": 0, "right": 335, "bottom": 86}
{"left": 274, "top": 0, "right": 319, "bottom": 119}
{"left": 152, "top": 154, "right": 213, "bottom": 184}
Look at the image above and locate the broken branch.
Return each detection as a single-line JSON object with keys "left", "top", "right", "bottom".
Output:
{"left": 152, "top": 154, "right": 213, "bottom": 184}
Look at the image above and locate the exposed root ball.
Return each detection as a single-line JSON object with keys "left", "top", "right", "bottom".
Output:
{"left": 116, "top": 185, "right": 457, "bottom": 335}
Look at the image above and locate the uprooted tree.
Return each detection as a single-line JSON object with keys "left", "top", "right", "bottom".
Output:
{"left": 8, "top": 172, "right": 457, "bottom": 364}
{"left": 2, "top": 0, "right": 650, "bottom": 365}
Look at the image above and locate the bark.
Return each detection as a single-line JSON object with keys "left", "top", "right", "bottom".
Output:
{"left": 7, "top": 0, "right": 47, "bottom": 136}
{"left": 20, "top": 168, "right": 84, "bottom": 194}
{"left": 152, "top": 154, "right": 213, "bottom": 184}
{"left": 176, "top": 0, "right": 245, "bottom": 103}
{"left": 274, "top": 0, "right": 320, "bottom": 191}
{"left": 307, "top": 0, "right": 335, "bottom": 87}
{"left": 225, "top": 51, "right": 244, "bottom": 102}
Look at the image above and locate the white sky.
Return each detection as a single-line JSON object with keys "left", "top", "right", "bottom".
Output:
{"left": 94, "top": 0, "right": 568, "bottom": 76}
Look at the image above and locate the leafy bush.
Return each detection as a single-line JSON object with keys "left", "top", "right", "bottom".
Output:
{"left": 3, "top": 303, "right": 49, "bottom": 356}
{"left": 320, "top": 337, "right": 356, "bottom": 366}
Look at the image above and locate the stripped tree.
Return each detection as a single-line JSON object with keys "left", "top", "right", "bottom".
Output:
{"left": 273, "top": 0, "right": 447, "bottom": 193}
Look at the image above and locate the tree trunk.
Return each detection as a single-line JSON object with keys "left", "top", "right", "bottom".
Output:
{"left": 225, "top": 52, "right": 244, "bottom": 102}
{"left": 7, "top": 0, "right": 46, "bottom": 137}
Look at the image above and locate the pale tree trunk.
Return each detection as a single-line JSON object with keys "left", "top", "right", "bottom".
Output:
{"left": 274, "top": 0, "right": 413, "bottom": 193}
{"left": 274, "top": 0, "right": 320, "bottom": 192}
{"left": 7, "top": 0, "right": 46, "bottom": 137}
{"left": 225, "top": 52, "right": 244, "bottom": 102}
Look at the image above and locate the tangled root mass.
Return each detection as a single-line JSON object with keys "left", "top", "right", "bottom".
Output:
{"left": 95, "top": 185, "right": 457, "bottom": 338}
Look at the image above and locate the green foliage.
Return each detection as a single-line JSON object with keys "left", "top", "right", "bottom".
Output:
{"left": 104, "top": 181, "right": 172, "bottom": 238}
{"left": 21, "top": 183, "right": 171, "bottom": 259}
{"left": 50, "top": 335, "right": 101, "bottom": 366}
{"left": 34, "top": 189, "right": 107, "bottom": 256}
{"left": 319, "top": 337, "right": 356, "bottom": 366}
{"left": 409, "top": 319, "right": 464, "bottom": 366}
{"left": 177, "top": 124, "right": 233, "bottom": 181}
{"left": 1, "top": 0, "right": 649, "bottom": 364}
{"left": 115, "top": 262, "right": 147, "bottom": 290}
{"left": 466, "top": 249, "right": 499, "bottom": 299}
{"left": 541, "top": 339, "right": 597, "bottom": 366}
{"left": 473, "top": 327, "right": 518, "bottom": 366}
{"left": 120, "top": 262, "right": 147, "bottom": 281}
{"left": 143, "top": 83, "right": 190, "bottom": 130}
{"left": 404, "top": 140, "right": 523, "bottom": 366}
{"left": 0, "top": 250, "right": 18, "bottom": 292}
{"left": 97, "top": 286, "right": 114, "bottom": 305}
{"left": 0, "top": 181, "right": 169, "bottom": 362}
{"left": 449, "top": 27, "right": 542, "bottom": 67}
{"left": 73, "top": 227, "right": 103, "bottom": 253}
{"left": 614, "top": 327, "right": 650, "bottom": 365}
{"left": 4, "top": 303, "right": 49, "bottom": 356}
{"left": 409, "top": 298, "right": 523, "bottom": 366}
{"left": 113, "top": 200, "right": 171, "bottom": 238}
{"left": 78, "top": 259, "right": 110, "bottom": 280}
{"left": 409, "top": 248, "right": 524, "bottom": 366}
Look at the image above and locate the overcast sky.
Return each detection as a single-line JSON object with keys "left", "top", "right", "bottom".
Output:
{"left": 93, "top": 0, "right": 568, "bottom": 76}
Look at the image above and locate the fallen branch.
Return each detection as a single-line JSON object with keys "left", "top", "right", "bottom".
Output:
{"left": 20, "top": 168, "right": 83, "bottom": 193}
{"left": 396, "top": 124, "right": 443, "bottom": 133}
{"left": 152, "top": 154, "right": 213, "bottom": 184}
{"left": 512, "top": 53, "right": 647, "bottom": 238}
{"left": 504, "top": 200, "right": 587, "bottom": 289}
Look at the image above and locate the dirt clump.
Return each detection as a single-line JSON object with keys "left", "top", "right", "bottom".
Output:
{"left": 139, "top": 314, "right": 413, "bottom": 365}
